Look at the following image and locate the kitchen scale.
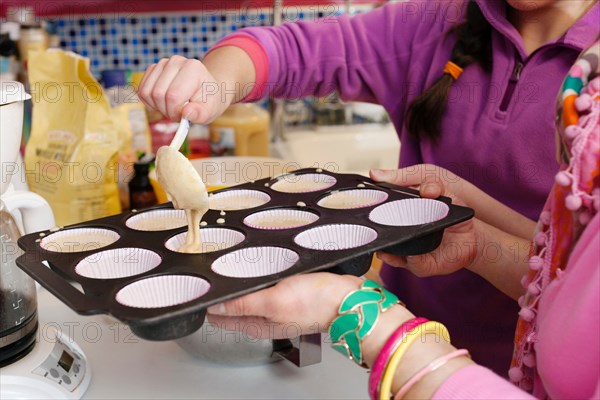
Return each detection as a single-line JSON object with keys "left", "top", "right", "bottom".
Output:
{"left": 0, "top": 326, "right": 91, "bottom": 400}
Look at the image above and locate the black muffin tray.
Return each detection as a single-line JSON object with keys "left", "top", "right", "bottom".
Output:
{"left": 16, "top": 168, "right": 473, "bottom": 341}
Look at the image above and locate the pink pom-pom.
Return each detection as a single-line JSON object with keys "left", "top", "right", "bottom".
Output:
{"left": 508, "top": 367, "right": 524, "bottom": 382}
{"left": 523, "top": 353, "right": 537, "bottom": 368}
{"left": 555, "top": 171, "right": 572, "bottom": 186}
{"left": 529, "top": 255, "right": 544, "bottom": 271}
{"left": 575, "top": 93, "right": 593, "bottom": 112}
{"left": 520, "top": 275, "right": 529, "bottom": 288}
{"left": 527, "top": 283, "right": 540, "bottom": 296}
{"left": 579, "top": 211, "right": 592, "bottom": 225}
{"left": 519, "top": 307, "right": 535, "bottom": 321}
{"left": 521, "top": 379, "right": 533, "bottom": 391}
{"left": 534, "top": 232, "right": 546, "bottom": 246}
{"left": 518, "top": 295, "right": 526, "bottom": 307}
{"left": 592, "top": 189, "right": 600, "bottom": 211}
{"left": 566, "top": 194, "right": 583, "bottom": 211}
{"left": 587, "top": 77, "right": 600, "bottom": 94}
{"left": 564, "top": 125, "right": 580, "bottom": 139}
{"left": 539, "top": 211, "right": 551, "bottom": 225}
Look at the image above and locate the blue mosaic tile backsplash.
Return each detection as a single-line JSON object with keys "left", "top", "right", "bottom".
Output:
{"left": 54, "top": 7, "right": 345, "bottom": 76}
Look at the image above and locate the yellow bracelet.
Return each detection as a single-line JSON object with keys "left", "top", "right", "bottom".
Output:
{"left": 378, "top": 321, "right": 450, "bottom": 400}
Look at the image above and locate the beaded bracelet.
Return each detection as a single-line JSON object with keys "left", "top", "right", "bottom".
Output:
{"left": 393, "top": 349, "right": 470, "bottom": 400}
{"left": 368, "top": 317, "right": 429, "bottom": 400}
{"left": 379, "top": 321, "right": 450, "bottom": 400}
{"left": 329, "top": 280, "right": 400, "bottom": 367}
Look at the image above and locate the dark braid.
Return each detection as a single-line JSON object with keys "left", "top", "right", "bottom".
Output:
{"left": 406, "top": 1, "right": 492, "bottom": 141}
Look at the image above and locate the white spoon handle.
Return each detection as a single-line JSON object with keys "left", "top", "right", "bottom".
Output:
{"left": 169, "top": 118, "right": 191, "bottom": 150}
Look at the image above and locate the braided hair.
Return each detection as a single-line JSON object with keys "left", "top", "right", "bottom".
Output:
{"left": 406, "top": 1, "right": 492, "bottom": 141}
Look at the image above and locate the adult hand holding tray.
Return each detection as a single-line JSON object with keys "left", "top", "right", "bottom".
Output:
{"left": 16, "top": 168, "right": 474, "bottom": 341}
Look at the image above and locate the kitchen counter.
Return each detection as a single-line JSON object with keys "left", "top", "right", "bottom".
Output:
{"left": 36, "top": 288, "right": 369, "bottom": 399}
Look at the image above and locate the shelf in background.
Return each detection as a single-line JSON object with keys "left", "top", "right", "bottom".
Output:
{"left": 1, "top": 0, "right": 387, "bottom": 17}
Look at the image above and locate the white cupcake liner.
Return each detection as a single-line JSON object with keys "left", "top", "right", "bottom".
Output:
{"left": 126, "top": 209, "right": 187, "bottom": 231}
{"left": 165, "top": 228, "right": 245, "bottom": 254}
{"left": 209, "top": 190, "right": 271, "bottom": 211}
{"left": 75, "top": 248, "right": 162, "bottom": 279}
{"left": 243, "top": 208, "right": 319, "bottom": 230}
{"left": 211, "top": 247, "right": 299, "bottom": 278}
{"left": 116, "top": 275, "right": 211, "bottom": 309}
{"left": 317, "top": 189, "right": 389, "bottom": 209}
{"left": 270, "top": 173, "right": 337, "bottom": 193}
{"left": 40, "top": 228, "right": 120, "bottom": 253}
{"left": 369, "top": 198, "right": 450, "bottom": 226}
{"left": 294, "top": 224, "right": 378, "bottom": 251}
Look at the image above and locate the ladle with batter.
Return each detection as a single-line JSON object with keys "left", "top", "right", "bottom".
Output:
{"left": 155, "top": 118, "right": 209, "bottom": 253}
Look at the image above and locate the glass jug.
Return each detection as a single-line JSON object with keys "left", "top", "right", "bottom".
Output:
{"left": 0, "top": 199, "right": 37, "bottom": 366}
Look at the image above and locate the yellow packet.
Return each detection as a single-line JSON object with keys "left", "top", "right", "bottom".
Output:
{"left": 25, "top": 49, "right": 121, "bottom": 225}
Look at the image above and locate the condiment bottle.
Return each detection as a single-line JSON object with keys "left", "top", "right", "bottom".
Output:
{"left": 129, "top": 160, "right": 158, "bottom": 209}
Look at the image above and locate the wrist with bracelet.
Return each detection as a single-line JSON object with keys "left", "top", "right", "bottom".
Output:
{"left": 328, "top": 280, "right": 471, "bottom": 400}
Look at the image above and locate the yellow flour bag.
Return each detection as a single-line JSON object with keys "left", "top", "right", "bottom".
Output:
{"left": 25, "top": 50, "right": 121, "bottom": 225}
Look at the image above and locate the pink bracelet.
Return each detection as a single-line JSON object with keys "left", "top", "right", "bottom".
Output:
{"left": 393, "top": 349, "right": 470, "bottom": 400}
{"left": 368, "top": 317, "right": 429, "bottom": 400}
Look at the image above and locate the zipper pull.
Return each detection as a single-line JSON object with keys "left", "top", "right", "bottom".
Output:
{"left": 498, "top": 61, "right": 524, "bottom": 113}
{"left": 511, "top": 62, "right": 523, "bottom": 82}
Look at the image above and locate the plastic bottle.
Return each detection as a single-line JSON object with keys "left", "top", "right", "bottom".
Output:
{"left": 208, "top": 103, "right": 270, "bottom": 156}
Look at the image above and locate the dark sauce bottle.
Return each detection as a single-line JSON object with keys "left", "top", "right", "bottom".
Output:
{"left": 128, "top": 159, "right": 157, "bottom": 209}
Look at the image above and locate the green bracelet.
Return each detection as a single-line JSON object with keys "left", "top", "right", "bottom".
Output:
{"left": 329, "top": 280, "right": 400, "bottom": 367}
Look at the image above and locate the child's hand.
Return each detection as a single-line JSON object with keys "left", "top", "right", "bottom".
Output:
{"left": 138, "top": 55, "right": 231, "bottom": 124}
{"left": 370, "top": 165, "right": 480, "bottom": 277}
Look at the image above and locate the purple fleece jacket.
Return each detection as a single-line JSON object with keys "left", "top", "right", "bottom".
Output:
{"left": 234, "top": 0, "right": 600, "bottom": 375}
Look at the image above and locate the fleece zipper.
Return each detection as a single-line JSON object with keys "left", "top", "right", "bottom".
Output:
{"left": 496, "top": 40, "right": 584, "bottom": 116}
{"left": 499, "top": 61, "right": 523, "bottom": 112}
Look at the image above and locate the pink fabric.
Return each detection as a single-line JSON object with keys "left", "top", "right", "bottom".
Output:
{"left": 433, "top": 214, "right": 600, "bottom": 399}
{"left": 535, "top": 212, "right": 600, "bottom": 399}
{"left": 433, "top": 365, "right": 534, "bottom": 399}
{"left": 206, "top": 33, "right": 269, "bottom": 102}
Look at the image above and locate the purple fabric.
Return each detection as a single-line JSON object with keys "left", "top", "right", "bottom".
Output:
{"left": 236, "top": 0, "right": 600, "bottom": 376}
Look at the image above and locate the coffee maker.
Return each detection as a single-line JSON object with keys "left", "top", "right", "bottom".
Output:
{"left": 0, "top": 81, "right": 91, "bottom": 399}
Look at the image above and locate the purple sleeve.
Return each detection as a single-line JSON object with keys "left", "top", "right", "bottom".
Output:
{"left": 432, "top": 365, "right": 535, "bottom": 399}
{"left": 237, "top": 2, "right": 460, "bottom": 104}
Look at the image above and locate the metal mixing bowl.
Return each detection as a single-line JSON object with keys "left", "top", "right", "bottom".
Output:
{"left": 175, "top": 322, "right": 280, "bottom": 366}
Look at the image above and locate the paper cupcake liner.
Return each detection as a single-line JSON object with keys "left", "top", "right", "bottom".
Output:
{"left": 165, "top": 228, "right": 245, "bottom": 254}
{"left": 369, "top": 198, "right": 450, "bottom": 226}
{"left": 211, "top": 247, "right": 299, "bottom": 278}
{"left": 75, "top": 248, "right": 162, "bottom": 279}
{"left": 209, "top": 190, "right": 271, "bottom": 211}
{"left": 243, "top": 208, "right": 319, "bottom": 230}
{"left": 40, "top": 228, "right": 120, "bottom": 253}
{"left": 294, "top": 224, "right": 377, "bottom": 251}
{"left": 116, "top": 275, "right": 211, "bottom": 309}
{"left": 317, "top": 189, "right": 389, "bottom": 209}
{"left": 126, "top": 209, "right": 187, "bottom": 231}
{"left": 270, "top": 173, "right": 337, "bottom": 193}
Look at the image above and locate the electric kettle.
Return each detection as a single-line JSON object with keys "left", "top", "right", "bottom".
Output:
{"left": 0, "top": 81, "right": 55, "bottom": 367}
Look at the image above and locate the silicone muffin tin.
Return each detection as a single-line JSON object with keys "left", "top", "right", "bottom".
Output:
{"left": 16, "top": 168, "right": 473, "bottom": 341}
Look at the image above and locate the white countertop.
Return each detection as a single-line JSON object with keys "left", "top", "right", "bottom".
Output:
{"left": 36, "top": 288, "right": 369, "bottom": 399}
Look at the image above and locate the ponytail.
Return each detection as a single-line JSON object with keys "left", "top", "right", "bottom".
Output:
{"left": 406, "top": 1, "right": 492, "bottom": 141}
